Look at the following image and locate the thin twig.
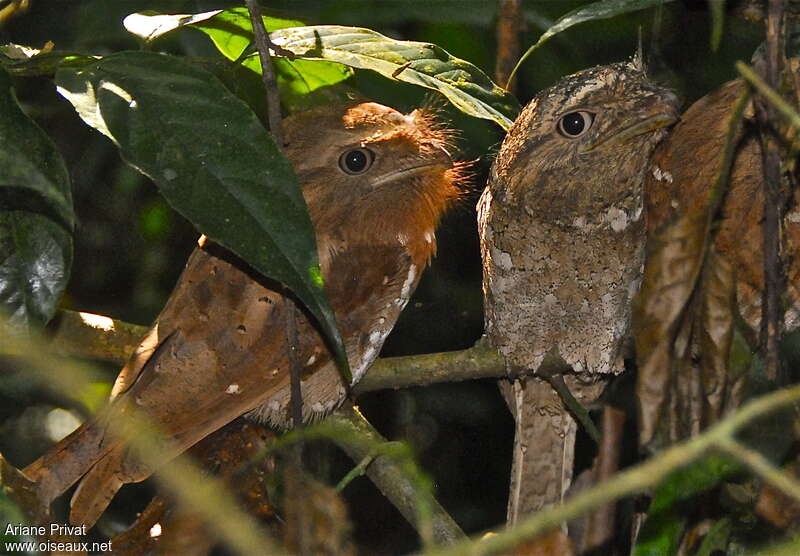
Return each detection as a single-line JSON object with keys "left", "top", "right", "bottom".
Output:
{"left": 737, "top": 62, "right": 800, "bottom": 131}
{"left": 245, "top": 0, "right": 302, "bottom": 435}
{"left": 336, "top": 450, "right": 378, "bottom": 492}
{"left": 715, "top": 436, "right": 800, "bottom": 504}
{"left": 546, "top": 374, "right": 601, "bottom": 444}
{"left": 245, "top": 0, "right": 284, "bottom": 148}
{"left": 582, "top": 405, "right": 625, "bottom": 552}
{"left": 243, "top": 4, "right": 308, "bottom": 552}
{"left": 329, "top": 404, "right": 464, "bottom": 547}
{"left": 755, "top": 0, "right": 787, "bottom": 384}
{"left": 1, "top": 329, "right": 282, "bottom": 556}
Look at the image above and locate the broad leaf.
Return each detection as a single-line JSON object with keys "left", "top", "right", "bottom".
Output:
{"left": 0, "top": 68, "right": 73, "bottom": 329}
{"left": 509, "top": 0, "right": 676, "bottom": 85}
{"left": 123, "top": 11, "right": 518, "bottom": 128}
{"left": 54, "top": 51, "right": 349, "bottom": 378}
{"left": 122, "top": 10, "right": 222, "bottom": 40}
{"left": 269, "top": 25, "right": 520, "bottom": 129}
{"left": 124, "top": 9, "right": 352, "bottom": 107}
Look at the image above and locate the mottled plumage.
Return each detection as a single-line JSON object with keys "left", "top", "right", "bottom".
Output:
{"left": 479, "top": 61, "right": 678, "bottom": 520}
{"left": 23, "top": 102, "right": 464, "bottom": 527}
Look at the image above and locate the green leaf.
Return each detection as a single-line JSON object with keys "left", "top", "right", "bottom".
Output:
{"left": 634, "top": 454, "right": 739, "bottom": 556}
{"left": 695, "top": 518, "right": 732, "bottom": 556}
{"left": 54, "top": 51, "right": 350, "bottom": 380}
{"left": 0, "top": 68, "right": 73, "bottom": 329}
{"left": 0, "top": 213, "right": 72, "bottom": 330}
{"left": 268, "top": 25, "right": 520, "bottom": 129}
{"left": 124, "top": 9, "right": 353, "bottom": 108}
{"left": 633, "top": 510, "right": 686, "bottom": 556}
{"left": 123, "top": 11, "right": 516, "bottom": 126}
{"left": 509, "top": 0, "right": 676, "bottom": 85}
{"left": 650, "top": 454, "right": 738, "bottom": 514}
{"left": 0, "top": 43, "right": 94, "bottom": 77}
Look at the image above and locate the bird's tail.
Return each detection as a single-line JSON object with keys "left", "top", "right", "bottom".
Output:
{"left": 501, "top": 377, "right": 578, "bottom": 525}
{"left": 68, "top": 449, "right": 128, "bottom": 526}
{"left": 22, "top": 419, "right": 115, "bottom": 510}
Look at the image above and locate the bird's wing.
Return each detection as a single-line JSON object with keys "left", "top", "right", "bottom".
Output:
{"left": 27, "top": 243, "right": 290, "bottom": 525}
{"left": 244, "top": 241, "right": 419, "bottom": 424}
{"left": 68, "top": 241, "right": 418, "bottom": 525}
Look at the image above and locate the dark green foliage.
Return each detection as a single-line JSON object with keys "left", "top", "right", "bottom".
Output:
{"left": 0, "top": 68, "right": 73, "bottom": 329}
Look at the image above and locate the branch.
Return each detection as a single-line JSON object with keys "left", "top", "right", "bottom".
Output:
{"left": 327, "top": 404, "right": 466, "bottom": 546}
{"left": 13, "top": 310, "right": 508, "bottom": 390}
{"left": 4, "top": 310, "right": 472, "bottom": 545}
{"left": 755, "top": 0, "right": 787, "bottom": 383}
{"left": 494, "top": 0, "right": 523, "bottom": 95}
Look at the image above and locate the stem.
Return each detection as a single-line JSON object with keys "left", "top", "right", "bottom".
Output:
{"left": 756, "top": 0, "right": 787, "bottom": 383}
{"left": 494, "top": 0, "right": 523, "bottom": 96}
{"left": 715, "top": 436, "right": 800, "bottom": 503}
{"left": 245, "top": 0, "right": 285, "bottom": 148}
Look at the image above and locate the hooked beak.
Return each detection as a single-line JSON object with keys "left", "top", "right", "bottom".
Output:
{"left": 580, "top": 90, "right": 680, "bottom": 154}
{"left": 580, "top": 111, "right": 677, "bottom": 153}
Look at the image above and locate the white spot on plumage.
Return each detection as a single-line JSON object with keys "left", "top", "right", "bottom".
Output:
{"left": 652, "top": 166, "right": 673, "bottom": 183}
{"left": 363, "top": 346, "right": 378, "bottom": 364}
{"left": 606, "top": 207, "right": 629, "bottom": 232}
{"left": 306, "top": 354, "right": 316, "bottom": 366}
{"left": 401, "top": 264, "right": 417, "bottom": 300}
{"left": 425, "top": 230, "right": 434, "bottom": 244}
{"left": 226, "top": 384, "right": 241, "bottom": 394}
{"left": 492, "top": 246, "right": 513, "bottom": 270}
{"left": 398, "top": 232, "right": 409, "bottom": 245}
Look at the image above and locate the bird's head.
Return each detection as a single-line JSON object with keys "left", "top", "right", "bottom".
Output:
{"left": 284, "top": 102, "right": 468, "bottom": 264}
{"left": 491, "top": 61, "right": 679, "bottom": 220}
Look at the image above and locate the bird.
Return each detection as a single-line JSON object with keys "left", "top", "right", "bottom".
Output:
{"left": 20, "top": 101, "right": 466, "bottom": 527}
{"left": 478, "top": 58, "right": 679, "bottom": 521}
{"left": 645, "top": 75, "right": 800, "bottom": 334}
{"left": 640, "top": 68, "right": 800, "bottom": 445}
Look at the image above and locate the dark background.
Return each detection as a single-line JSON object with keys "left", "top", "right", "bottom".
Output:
{"left": 0, "top": 1, "right": 766, "bottom": 553}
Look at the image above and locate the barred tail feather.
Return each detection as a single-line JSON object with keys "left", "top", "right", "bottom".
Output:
{"left": 22, "top": 421, "right": 113, "bottom": 509}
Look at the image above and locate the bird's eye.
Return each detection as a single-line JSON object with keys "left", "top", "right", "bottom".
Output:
{"left": 557, "top": 111, "right": 595, "bottom": 138}
{"left": 339, "top": 148, "right": 375, "bottom": 175}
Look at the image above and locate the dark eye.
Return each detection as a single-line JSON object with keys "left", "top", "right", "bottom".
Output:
{"left": 339, "top": 148, "right": 375, "bottom": 175}
{"left": 557, "top": 111, "right": 594, "bottom": 138}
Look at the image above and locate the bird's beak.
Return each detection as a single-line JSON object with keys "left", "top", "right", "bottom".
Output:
{"left": 581, "top": 90, "right": 680, "bottom": 154}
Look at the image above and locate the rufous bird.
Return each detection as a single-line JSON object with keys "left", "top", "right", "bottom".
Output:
{"left": 646, "top": 74, "right": 800, "bottom": 333}
{"left": 22, "top": 101, "right": 465, "bottom": 527}
{"left": 639, "top": 65, "right": 800, "bottom": 444}
{"left": 478, "top": 59, "right": 679, "bottom": 521}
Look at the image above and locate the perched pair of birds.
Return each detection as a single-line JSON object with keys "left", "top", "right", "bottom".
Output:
{"left": 20, "top": 56, "right": 798, "bottom": 533}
